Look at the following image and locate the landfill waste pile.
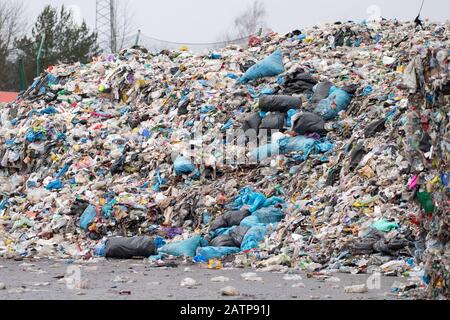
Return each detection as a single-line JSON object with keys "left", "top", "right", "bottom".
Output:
{"left": 0, "top": 19, "right": 448, "bottom": 299}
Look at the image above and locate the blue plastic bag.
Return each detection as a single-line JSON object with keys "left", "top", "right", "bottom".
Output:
{"left": 102, "top": 199, "right": 117, "bottom": 218}
{"left": 238, "top": 49, "right": 285, "bottom": 84}
{"left": 240, "top": 215, "right": 263, "bottom": 228}
{"left": 46, "top": 179, "right": 63, "bottom": 190}
{"left": 94, "top": 241, "right": 106, "bottom": 257}
{"left": 158, "top": 236, "right": 204, "bottom": 257}
{"left": 80, "top": 205, "right": 97, "bottom": 231}
{"left": 174, "top": 156, "right": 195, "bottom": 176}
{"left": 252, "top": 136, "right": 333, "bottom": 162}
{"left": 231, "top": 188, "right": 267, "bottom": 213}
{"left": 286, "top": 109, "right": 298, "bottom": 127}
{"left": 314, "top": 86, "right": 352, "bottom": 120}
{"left": 55, "top": 163, "right": 70, "bottom": 179}
{"left": 221, "top": 119, "right": 234, "bottom": 132}
{"left": 253, "top": 207, "right": 285, "bottom": 224}
{"left": 241, "top": 226, "right": 268, "bottom": 251}
{"left": 196, "top": 247, "right": 240, "bottom": 260}
{"left": 209, "top": 227, "right": 232, "bottom": 239}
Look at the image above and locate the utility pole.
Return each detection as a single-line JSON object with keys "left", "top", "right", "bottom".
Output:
{"left": 36, "top": 34, "right": 46, "bottom": 77}
{"left": 110, "top": 0, "right": 117, "bottom": 53}
{"left": 95, "top": 0, "right": 116, "bottom": 53}
{"left": 135, "top": 30, "right": 141, "bottom": 47}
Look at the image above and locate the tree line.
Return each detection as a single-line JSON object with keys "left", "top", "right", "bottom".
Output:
{"left": 0, "top": 0, "right": 267, "bottom": 92}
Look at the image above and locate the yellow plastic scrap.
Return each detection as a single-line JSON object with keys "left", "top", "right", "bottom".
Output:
{"left": 51, "top": 154, "right": 60, "bottom": 162}
{"left": 359, "top": 166, "right": 375, "bottom": 179}
{"left": 208, "top": 259, "right": 222, "bottom": 270}
{"left": 179, "top": 45, "right": 189, "bottom": 52}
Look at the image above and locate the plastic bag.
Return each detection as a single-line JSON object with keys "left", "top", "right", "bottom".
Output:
{"left": 259, "top": 112, "right": 285, "bottom": 130}
{"left": 241, "top": 226, "right": 268, "bottom": 251}
{"left": 242, "top": 112, "right": 262, "bottom": 132}
{"left": 210, "top": 226, "right": 250, "bottom": 248}
{"left": 311, "top": 81, "right": 334, "bottom": 105}
{"left": 209, "top": 210, "right": 251, "bottom": 231}
{"left": 158, "top": 235, "right": 203, "bottom": 257}
{"left": 240, "top": 215, "right": 262, "bottom": 228}
{"left": 196, "top": 247, "right": 240, "bottom": 260}
{"left": 230, "top": 188, "right": 267, "bottom": 213}
{"left": 314, "top": 86, "right": 352, "bottom": 120}
{"left": 238, "top": 49, "right": 285, "bottom": 84}
{"left": 417, "top": 192, "right": 436, "bottom": 214}
{"left": 46, "top": 179, "right": 63, "bottom": 190}
{"left": 252, "top": 136, "right": 333, "bottom": 161}
{"left": 371, "top": 219, "right": 400, "bottom": 233}
{"left": 174, "top": 156, "right": 195, "bottom": 176}
{"left": 259, "top": 95, "right": 302, "bottom": 113}
{"left": 253, "top": 207, "right": 285, "bottom": 224}
{"left": 79, "top": 205, "right": 97, "bottom": 230}
{"left": 293, "top": 112, "right": 326, "bottom": 136}
{"left": 105, "top": 236, "right": 156, "bottom": 259}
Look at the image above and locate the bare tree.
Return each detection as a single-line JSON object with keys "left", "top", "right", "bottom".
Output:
{"left": 217, "top": 0, "right": 267, "bottom": 43}
{"left": 0, "top": 0, "right": 27, "bottom": 51}
{"left": 233, "top": 0, "right": 267, "bottom": 38}
{"left": 0, "top": 0, "right": 27, "bottom": 91}
{"left": 112, "top": 0, "right": 137, "bottom": 52}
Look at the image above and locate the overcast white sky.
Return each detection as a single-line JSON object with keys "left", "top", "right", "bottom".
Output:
{"left": 23, "top": 0, "right": 450, "bottom": 43}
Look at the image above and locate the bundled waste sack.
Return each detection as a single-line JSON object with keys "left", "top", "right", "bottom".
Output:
{"left": 174, "top": 156, "right": 196, "bottom": 176}
{"left": 259, "top": 95, "right": 302, "bottom": 113}
{"left": 158, "top": 236, "right": 205, "bottom": 258}
{"left": 196, "top": 247, "right": 240, "bottom": 260}
{"left": 210, "top": 226, "right": 250, "bottom": 248}
{"left": 104, "top": 236, "right": 156, "bottom": 259}
{"left": 281, "top": 70, "right": 317, "bottom": 95}
{"left": 241, "top": 226, "right": 268, "bottom": 251}
{"left": 209, "top": 210, "right": 251, "bottom": 231}
{"left": 310, "top": 81, "right": 334, "bottom": 106}
{"left": 314, "top": 86, "right": 352, "bottom": 120}
{"left": 238, "top": 49, "right": 285, "bottom": 84}
{"left": 292, "top": 112, "right": 326, "bottom": 136}
{"left": 242, "top": 112, "right": 262, "bottom": 132}
{"left": 259, "top": 112, "right": 285, "bottom": 130}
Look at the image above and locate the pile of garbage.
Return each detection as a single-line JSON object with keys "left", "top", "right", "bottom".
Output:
{"left": 0, "top": 19, "right": 448, "bottom": 299}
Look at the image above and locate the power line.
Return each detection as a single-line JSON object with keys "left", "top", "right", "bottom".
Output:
{"left": 5, "top": 39, "right": 40, "bottom": 54}
{"left": 138, "top": 32, "right": 255, "bottom": 46}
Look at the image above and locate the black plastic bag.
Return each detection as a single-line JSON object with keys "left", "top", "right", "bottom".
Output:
{"left": 260, "top": 112, "right": 285, "bottom": 130}
{"left": 311, "top": 81, "right": 334, "bottom": 105}
{"left": 105, "top": 237, "right": 156, "bottom": 259}
{"left": 105, "top": 236, "right": 156, "bottom": 259}
{"left": 293, "top": 112, "right": 326, "bottom": 136}
{"left": 259, "top": 95, "right": 302, "bottom": 113}
{"left": 210, "top": 226, "right": 250, "bottom": 247}
{"left": 281, "top": 71, "right": 317, "bottom": 95}
{"left": 242, "top": 113, "right": 262, "bottom": 132}
{"left": 210, "top": 210, "right": 251, "bottom": 231}
{"left": 210, "top": 234, "right": 236, "bottom": 247}
{"left": 229, "top": 226, "right": 250, "bottom": 247}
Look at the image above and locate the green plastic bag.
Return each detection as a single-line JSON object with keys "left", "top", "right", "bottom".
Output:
{"left": 417, "top": 192, "right": 435, "bottom": 214}
{"left": 371, "top": 219, "right": 400, "bottom": 232}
